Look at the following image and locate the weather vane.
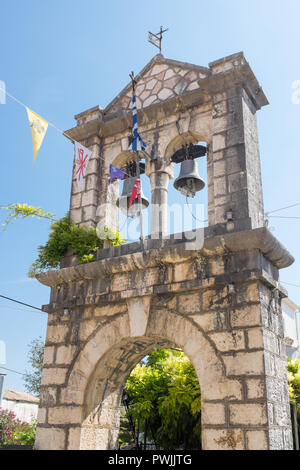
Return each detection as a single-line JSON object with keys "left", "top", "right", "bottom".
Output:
{"left": 148, "top": 26, "right": 169, "bottom": 54}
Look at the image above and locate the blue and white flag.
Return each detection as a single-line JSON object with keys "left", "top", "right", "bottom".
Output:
{"left": 129, "top": 94, "right": 147, "bottom": 152}
{"left": 109, "top": 164, "right": 125, "bottom": 183}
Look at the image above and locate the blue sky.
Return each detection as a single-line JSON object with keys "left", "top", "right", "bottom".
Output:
{"left": 1, "top": 0, "right": 300, "bottom": 392}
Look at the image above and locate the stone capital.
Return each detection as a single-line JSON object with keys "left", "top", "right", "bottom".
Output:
{"left": 198, "top": 53, "right": 269, "bottom": 111}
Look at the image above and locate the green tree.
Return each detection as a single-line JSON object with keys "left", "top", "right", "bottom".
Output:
{"left": 23, "top": 336, "right": 44, "bottom": 397}
{"left": 121, "top": 349, "right": 202, "bottom": 450}
{"left": 287, "top": 358, "right": 300, "bottom": 412}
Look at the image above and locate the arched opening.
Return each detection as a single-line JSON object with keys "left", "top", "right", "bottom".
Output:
{"left": 80, "top": 337, "right": 174, "bottom": 449}
{"left": 79, "top": 338, "right": 202, "bottom": 450}
{"left": 110, "top": 151, "right": 151, "bottom": 243}
{"left": 62, "top": 305, "right": 238, "bottom": 451}
{"left": 164, "top": 132, "right": 209, "bottom": 237}
{"left": 119, "top": 347, "right": 202, "bottom": 450}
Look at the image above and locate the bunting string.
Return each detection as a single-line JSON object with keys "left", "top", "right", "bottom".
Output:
{"left": 0, "top": 86, "right": 146, "bottom": 181}
{"left": 0, "top": 86, "right": 71, "bottom": 140}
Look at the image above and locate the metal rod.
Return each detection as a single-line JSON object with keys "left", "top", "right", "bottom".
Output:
{"left": 0, "top": 373, "right": 6, "bottom": 407}
{"left": 292, "top": 403, "right": 299, "bottom": 450}
{"left": 135, "top": 150, "right": 144, "bottom": 246}
{"left": 129, "top": 71, "right": 144, "bottom": 248}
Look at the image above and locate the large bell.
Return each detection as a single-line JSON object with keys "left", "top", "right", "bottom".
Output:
{"left": 173, "top": 159, "right": 205, "bottom": 197}
{"left": 117, "top": 177, "right": 149, "bottom": 218}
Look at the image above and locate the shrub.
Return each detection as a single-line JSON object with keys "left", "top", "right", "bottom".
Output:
{"left": 28, "top": 214, "right": 124, "bottom": 277}
{"left": 0, "top": 408, "right": 36, "bottom": 447}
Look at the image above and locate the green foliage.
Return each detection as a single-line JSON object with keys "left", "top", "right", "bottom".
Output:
{"left": 121, "top": 353, "right": 300, "bottom": 450}
{"left": 122, "top": 349, "right": 202, "bottom": 450}
{"left": 23, "top": 336, "right": 44, "bottom": 397}
{"left": 287, "top": 358, "right": 300, "bottom": 420}
{"left": 118, "top": 406, "right": 135, "bottom": 448}
{"left": 97, "top": 225, "right": 125, "bottom": 246}
{"left": 28, "top": 214, "right": 124, "bottom": 277}
{"left": 12, "top": 420, "right": 36, "bottom": 447}
{"left": 0, "top": 408, "right": 36, "bottom": 448}
{"left": 1, "top": 203, "right": 56, "bottom": 229}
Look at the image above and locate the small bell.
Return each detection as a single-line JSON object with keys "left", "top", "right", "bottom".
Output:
{"left": 117, "top": 176, "right": 149, "bottom": 218}
{"left": 173, "top": 159, "right": 205, "bottom": 197}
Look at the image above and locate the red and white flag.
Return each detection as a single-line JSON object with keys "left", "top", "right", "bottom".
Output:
{"left": 75, "top": 142, "right": 92, "bottom": 190}
{"left": 129, "top": 179, "right": 141, "bottom": 208}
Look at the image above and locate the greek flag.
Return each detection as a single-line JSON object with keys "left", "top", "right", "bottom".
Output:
{"left": 129, "top": 94, "right": 147, "bottom": 152}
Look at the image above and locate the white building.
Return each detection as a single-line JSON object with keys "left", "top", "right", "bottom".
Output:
{"left": 282, "top": 298, "right": 300, "bottom": 359}
{"left": 1, "top": 389, "right": 39, "bottom": 424}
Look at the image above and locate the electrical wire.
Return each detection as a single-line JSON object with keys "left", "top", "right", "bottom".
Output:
{"left": 0, "top": 295, "right": 45, "bottom": 313}
{"left": 0, "top": 366, "right": 25, "bottom": 376}
{"left": 281, "top": 281, "right": 300, "bottom": 288}
{"left": 0, "top": 305, "right": 44, "bottom": 314}
{"left": 265, "top": 203, "right": 300, "bottom": 216}
{"left": 267, "top": 216, "right": 300, "bottom": 219}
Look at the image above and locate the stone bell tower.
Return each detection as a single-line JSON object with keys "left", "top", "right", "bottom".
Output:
{"left": 35, "top": 52, "right": 295, "bottom": 450}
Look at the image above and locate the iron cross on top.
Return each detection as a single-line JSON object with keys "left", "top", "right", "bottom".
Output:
{"left": 148, "top": 26, "right": 168, "bottom": 54}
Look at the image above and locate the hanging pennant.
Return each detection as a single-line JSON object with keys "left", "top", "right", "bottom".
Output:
{"left": 128, "top": 179, "right": 141, "bottom": 209}
{"left": 26, "top": 107, "right": 48, "bottom": 164}
{"left": 75, "top": 142, "right": 92, "bottom": 190}
{"left": 109, "top": 164, "right": 125, "bottom": 183}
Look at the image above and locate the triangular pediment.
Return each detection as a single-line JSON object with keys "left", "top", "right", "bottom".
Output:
{"left": 104, "top": 55, "right": 210, "bottom": 115}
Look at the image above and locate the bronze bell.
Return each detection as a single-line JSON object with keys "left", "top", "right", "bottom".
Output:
{"left": 173, "top": 159, "right": 205, "bottom": 197}
{"left": 117, "top": 176, "right": 149, "bottom": 218}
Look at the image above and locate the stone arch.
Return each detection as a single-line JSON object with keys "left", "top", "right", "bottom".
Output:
{"left": 63, "top": 306, "right": 241, "bottom": 450}
{"left": 164, "top": 130, "right": 208, "bottom": 162}
{"left": 99, "top": 149, "right": 149, "bottom": 231}
{"left": 111, "top": 150, "right": 136, "bottom": 169}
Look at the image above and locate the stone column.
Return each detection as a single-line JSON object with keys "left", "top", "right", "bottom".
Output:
{"left": 200, "top": 52, "right": 268, "bottom": 233}
{"left": 69, "top": 135, "right": 101, "bottom": 227}
{"left": 147, "top": 159, "right": 174, "bottom": 238}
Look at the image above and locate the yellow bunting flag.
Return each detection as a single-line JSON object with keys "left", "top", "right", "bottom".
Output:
{"left": 26, "top": 107, "right": 48, "bottom": 163}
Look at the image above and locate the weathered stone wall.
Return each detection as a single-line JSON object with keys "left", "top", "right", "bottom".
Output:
{"left": 68, "top": 52, "right": 267, "bottom": 235}
{"left": 35, "top": 229, "right": 293, "bottom": 450}
{"left": 36, "top": 53, "right": 294, "bottom": 450}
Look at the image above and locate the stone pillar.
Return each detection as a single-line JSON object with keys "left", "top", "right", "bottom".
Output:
{"left": 96, "top": 145, "right": 119, "bottom": 234}
{"left": 69, "top": 135, "right": 101, "bottom": 227}
{"left": 147, "top": 159, "right": 174, "bottom": 238}
{"left": 260, "top": 284, "right": 294, "bottom": 449}
{"left": 200, "top": 52, "right": 268, "bottom": 233}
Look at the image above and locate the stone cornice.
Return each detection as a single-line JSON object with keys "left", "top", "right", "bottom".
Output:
{"left": 198, "top": 65, "right": 269, "bottom": 110}
{"left": 36, "top": 227, "right": 294, "bottom": 288}
{"left": 64, "top": 88, "right": 210, "bottom": 141}
{"left": 64, "top": 53, "right": 268, "bottom": 142}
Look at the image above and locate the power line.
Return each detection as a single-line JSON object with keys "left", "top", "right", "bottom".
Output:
{"left": 268, "top": 215, "right": 300, "bottom": 219}
{"left": 0, "top": 304, "right": 44, "bottom": 314}
{"left": 0, "top": 295, "right": 45, "bottom": 313}
{"left": 265, "top": 203, "right": 300, "bottom": 216}
{"left": 0, "top": 366, "right": 25, "bottom": 376}
{"left": 281, "top": 281, "right": 300, "bottom": 288}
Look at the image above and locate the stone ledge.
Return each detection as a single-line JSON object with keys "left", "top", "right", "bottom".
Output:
{"left": 199, "top": 59, "right": 269, "bottom": 110}
{"left": 37, "top": 227, "right": 293, "bottom": 288}
{"left": 41, "top": 268, "right": 284, "bottom": 314}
